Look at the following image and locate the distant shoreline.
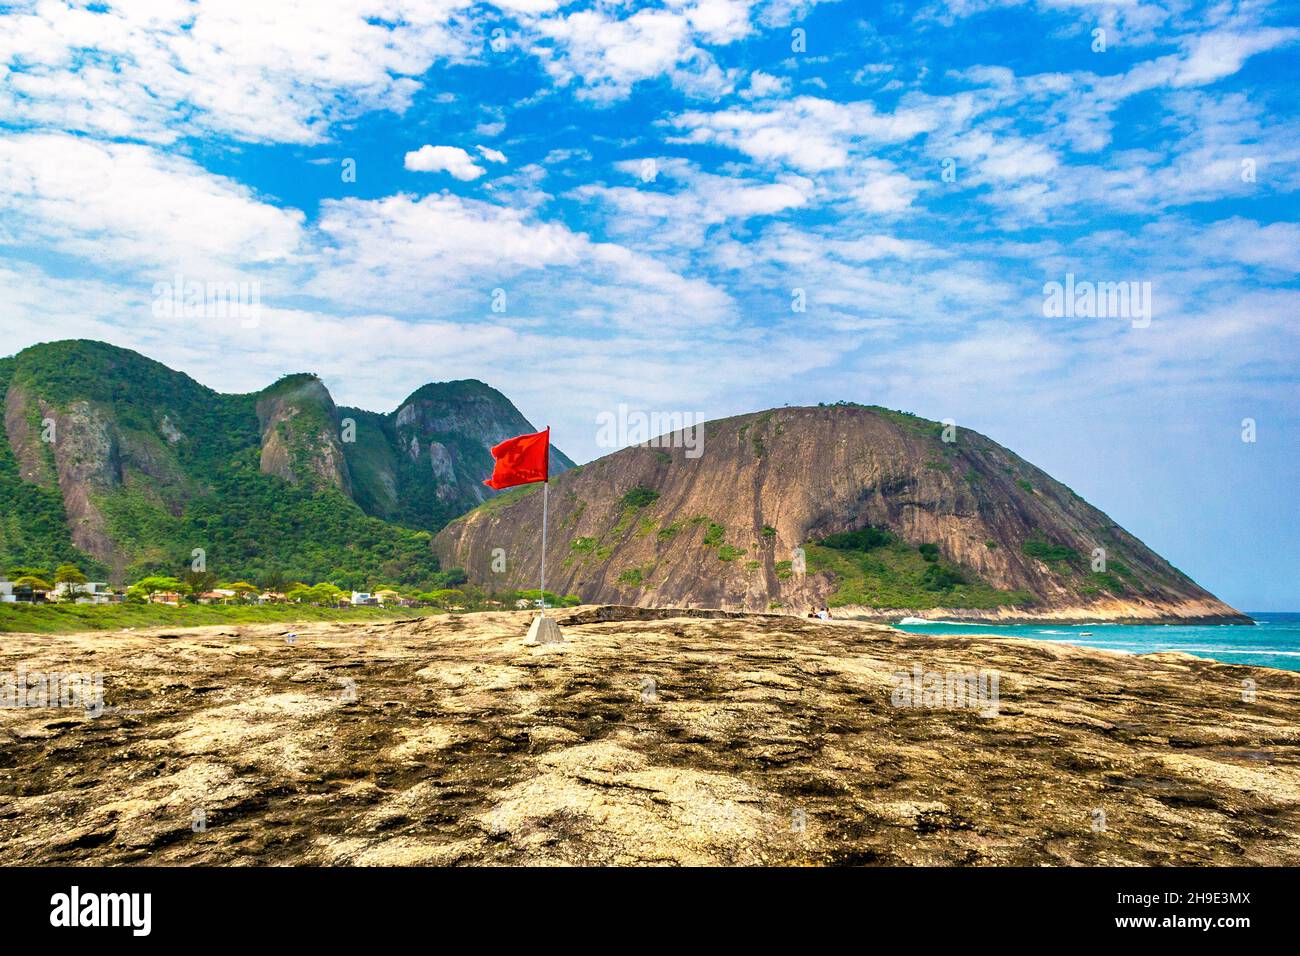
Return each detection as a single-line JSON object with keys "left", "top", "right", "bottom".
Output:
{"left": 831, "top": 605, "right": 1255, "bottom": 627}
{"left": 892, "top": 611, "right": 1300, "bottom": 673}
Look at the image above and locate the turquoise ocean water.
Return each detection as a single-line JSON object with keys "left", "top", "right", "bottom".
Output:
{"left": 891, "top": 612, "right": 1300, "bottom": 672}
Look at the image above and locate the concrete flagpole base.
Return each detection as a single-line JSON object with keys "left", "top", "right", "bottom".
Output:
{"left": 524, "top": 614, "right": 564, "bottom": 646}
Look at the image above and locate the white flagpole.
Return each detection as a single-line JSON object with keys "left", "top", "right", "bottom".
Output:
{"left": 540, "top": 480, "right": 549, "bottom": 610}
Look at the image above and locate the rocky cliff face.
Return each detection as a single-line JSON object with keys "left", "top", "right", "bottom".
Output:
{"left": 255, "top": 375, "right": 353, "bottom": 495}
{"left": 3, "top": 375, "right": 193, "bottom": 574}
{"left": 4, "top": 384, "right": 118, "bottom": 567}
{"left": 0, "top": 341, "right": 572, "bottom": 582}
{"left": 433, "top": 405, "right": 1245, "bottom": 623}
{"left": 342, "top": 380, "right": 575, "bottom": 533}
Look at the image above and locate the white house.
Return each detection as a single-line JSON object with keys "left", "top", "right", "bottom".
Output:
{"left": 53, "top": 581, "right": 112, "bottom": 604}
{"left": 0, "top": 581, "right": 15, "bottom": 603}
{"left": 350, "top": 591, "right": 378, "bottom": 606}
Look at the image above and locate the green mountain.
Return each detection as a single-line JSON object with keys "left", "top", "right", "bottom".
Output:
{"left": 342, "top": 379, "right": 574, "bottom": 532}
{"left": 0, "top": 340, "right": 572, "bottom": 588}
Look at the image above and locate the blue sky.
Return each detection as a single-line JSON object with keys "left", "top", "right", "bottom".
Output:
{"left": 0, "top": 0, "right": 1296, "bottom": 610}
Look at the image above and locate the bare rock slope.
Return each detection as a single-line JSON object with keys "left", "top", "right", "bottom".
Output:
{"left": 1, "top": 608, "right": 1296, "bottom": 866}
{"left": 434, "top": 405, "right": 1245, "bottom": 623}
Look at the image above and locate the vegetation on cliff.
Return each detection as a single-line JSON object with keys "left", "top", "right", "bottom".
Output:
{"left": 0, "top": 356, "right": 103, "bottom": 576}
{"left": 806, "top": 528, "right": 1035, "bottom": 610}
{"left": 0, "top": 341, "right": 571, "bottom": 589}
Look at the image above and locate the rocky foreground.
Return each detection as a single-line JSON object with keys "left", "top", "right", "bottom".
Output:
{"left": 1, "top": 607, "right": 1298, "bottom": 866}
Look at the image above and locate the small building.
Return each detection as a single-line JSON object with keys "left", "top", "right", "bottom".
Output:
{"left": 373, "top": 589, "right": 401, "bottom": 605}
{"left": 196, "top": 589, "right": 236, "bottom": 605}
{"left": 54, "top": 581, "right": 113, "bottom": 604}
{"left": 53, "top": 580, "right": 90, "bottom": 598}
{"left": 258, "top": 591, "right": 287, "bottom": 604}
{"left": 1, "top": 581, "right": 42, "bottom": 603}
{"left": 149, "top": 591, "right": 183, "bottom": 606}
{"left": 350, "top": 591, "right": 378, "bottom": 606}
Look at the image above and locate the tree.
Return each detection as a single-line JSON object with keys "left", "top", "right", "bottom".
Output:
{"left": 306, "top": 583, "right": 344, "bottom": 605}
{"left": 7, "top": 567, "right": 50, "bottom": 581}
{"left": 182, "top": 569, "right": 217, "bottom": 601}
{"left": 427, "top": 588, "right": 465, "bottom": 609}
{"left": 436, "top": 567, "right": 468, "bottom": 588}
{"left": 54, "top": 564, "right": 87, "bottom": 584}
{"left": 131, "top": 576, "right": 187, "bottom": 595}
{"left": 261, "top": 570, "right": 288, "bottom": 593}
{"left": 226, "top": 582, "right": 260, "bottom": 603}
{"left": 14, "top": 575, "right": 54, "bottom": 593}
{"left": 52, "top": 564, "right": 88, "bottom": 601}
{"left": 516, "top": 588, "right": 575, "bottom": 607}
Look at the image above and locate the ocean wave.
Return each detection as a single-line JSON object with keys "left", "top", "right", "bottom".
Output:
{"left": 1181, "top": 648, "right": 1300, "bottom": 657}
{"left": 894, "top": 618, "right": 1005, "bottom": 628}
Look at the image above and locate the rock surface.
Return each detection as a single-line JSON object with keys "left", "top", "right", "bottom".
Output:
{"left": 256, "top": 375, "right": 354, "bottom": 495}
{"left": 434, "top": 406, "right": 1246, "bottom": 623}
{"left": 345, "top": 379, "right": 575, "bottom": 531}
{"left": 1, "top": 607, "right": 1297, "bottom": 866}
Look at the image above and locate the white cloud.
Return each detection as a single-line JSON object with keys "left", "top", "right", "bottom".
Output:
{"left": 673, "top": 96, "right": 936, "bottom": 171}
{"left": 571, "top": 159, "right": 812, "bottom": 252}
{"left": 851, "top": 160, "right": 924, "bottom": 213}
{"left": 528, "top": 3, "right": 747, "bottom": 101}
{"left": 476, "top": 145, "right": 509, "bottom": 164}
{"left": 308, "top": 190, "right": 735, "bottom": 329}
{"left": 741, "top": 70, "right": 790, "bottom": 99}
{"left": 0, "top": 132, "right": 303, "bottom": 273}
{"left": 404, "top": 145, "right": 487, "bottom": 180}
{"left": 0, "top": 0, "right": 476, "bottom": 145}
{"left": 1167, "top": 27, "right": 1300, "bottom": 89}
{"left": 1192, "top": 218, "right": 1300, "bottom": 274}
{"left": 682, "top": 0, "right": 755, "bottom": 44}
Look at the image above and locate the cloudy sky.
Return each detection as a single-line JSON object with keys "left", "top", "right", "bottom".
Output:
{"left": 0, "top": 0, "right": 1296, "bottom": 609}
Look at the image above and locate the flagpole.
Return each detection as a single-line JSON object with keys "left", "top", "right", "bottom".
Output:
{"left": 540, "top": 480, "right": 548, "bottom": 611}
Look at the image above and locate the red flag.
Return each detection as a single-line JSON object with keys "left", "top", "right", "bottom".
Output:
{"left": 483, "top": 427, "right": 550, "bottom": 490}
